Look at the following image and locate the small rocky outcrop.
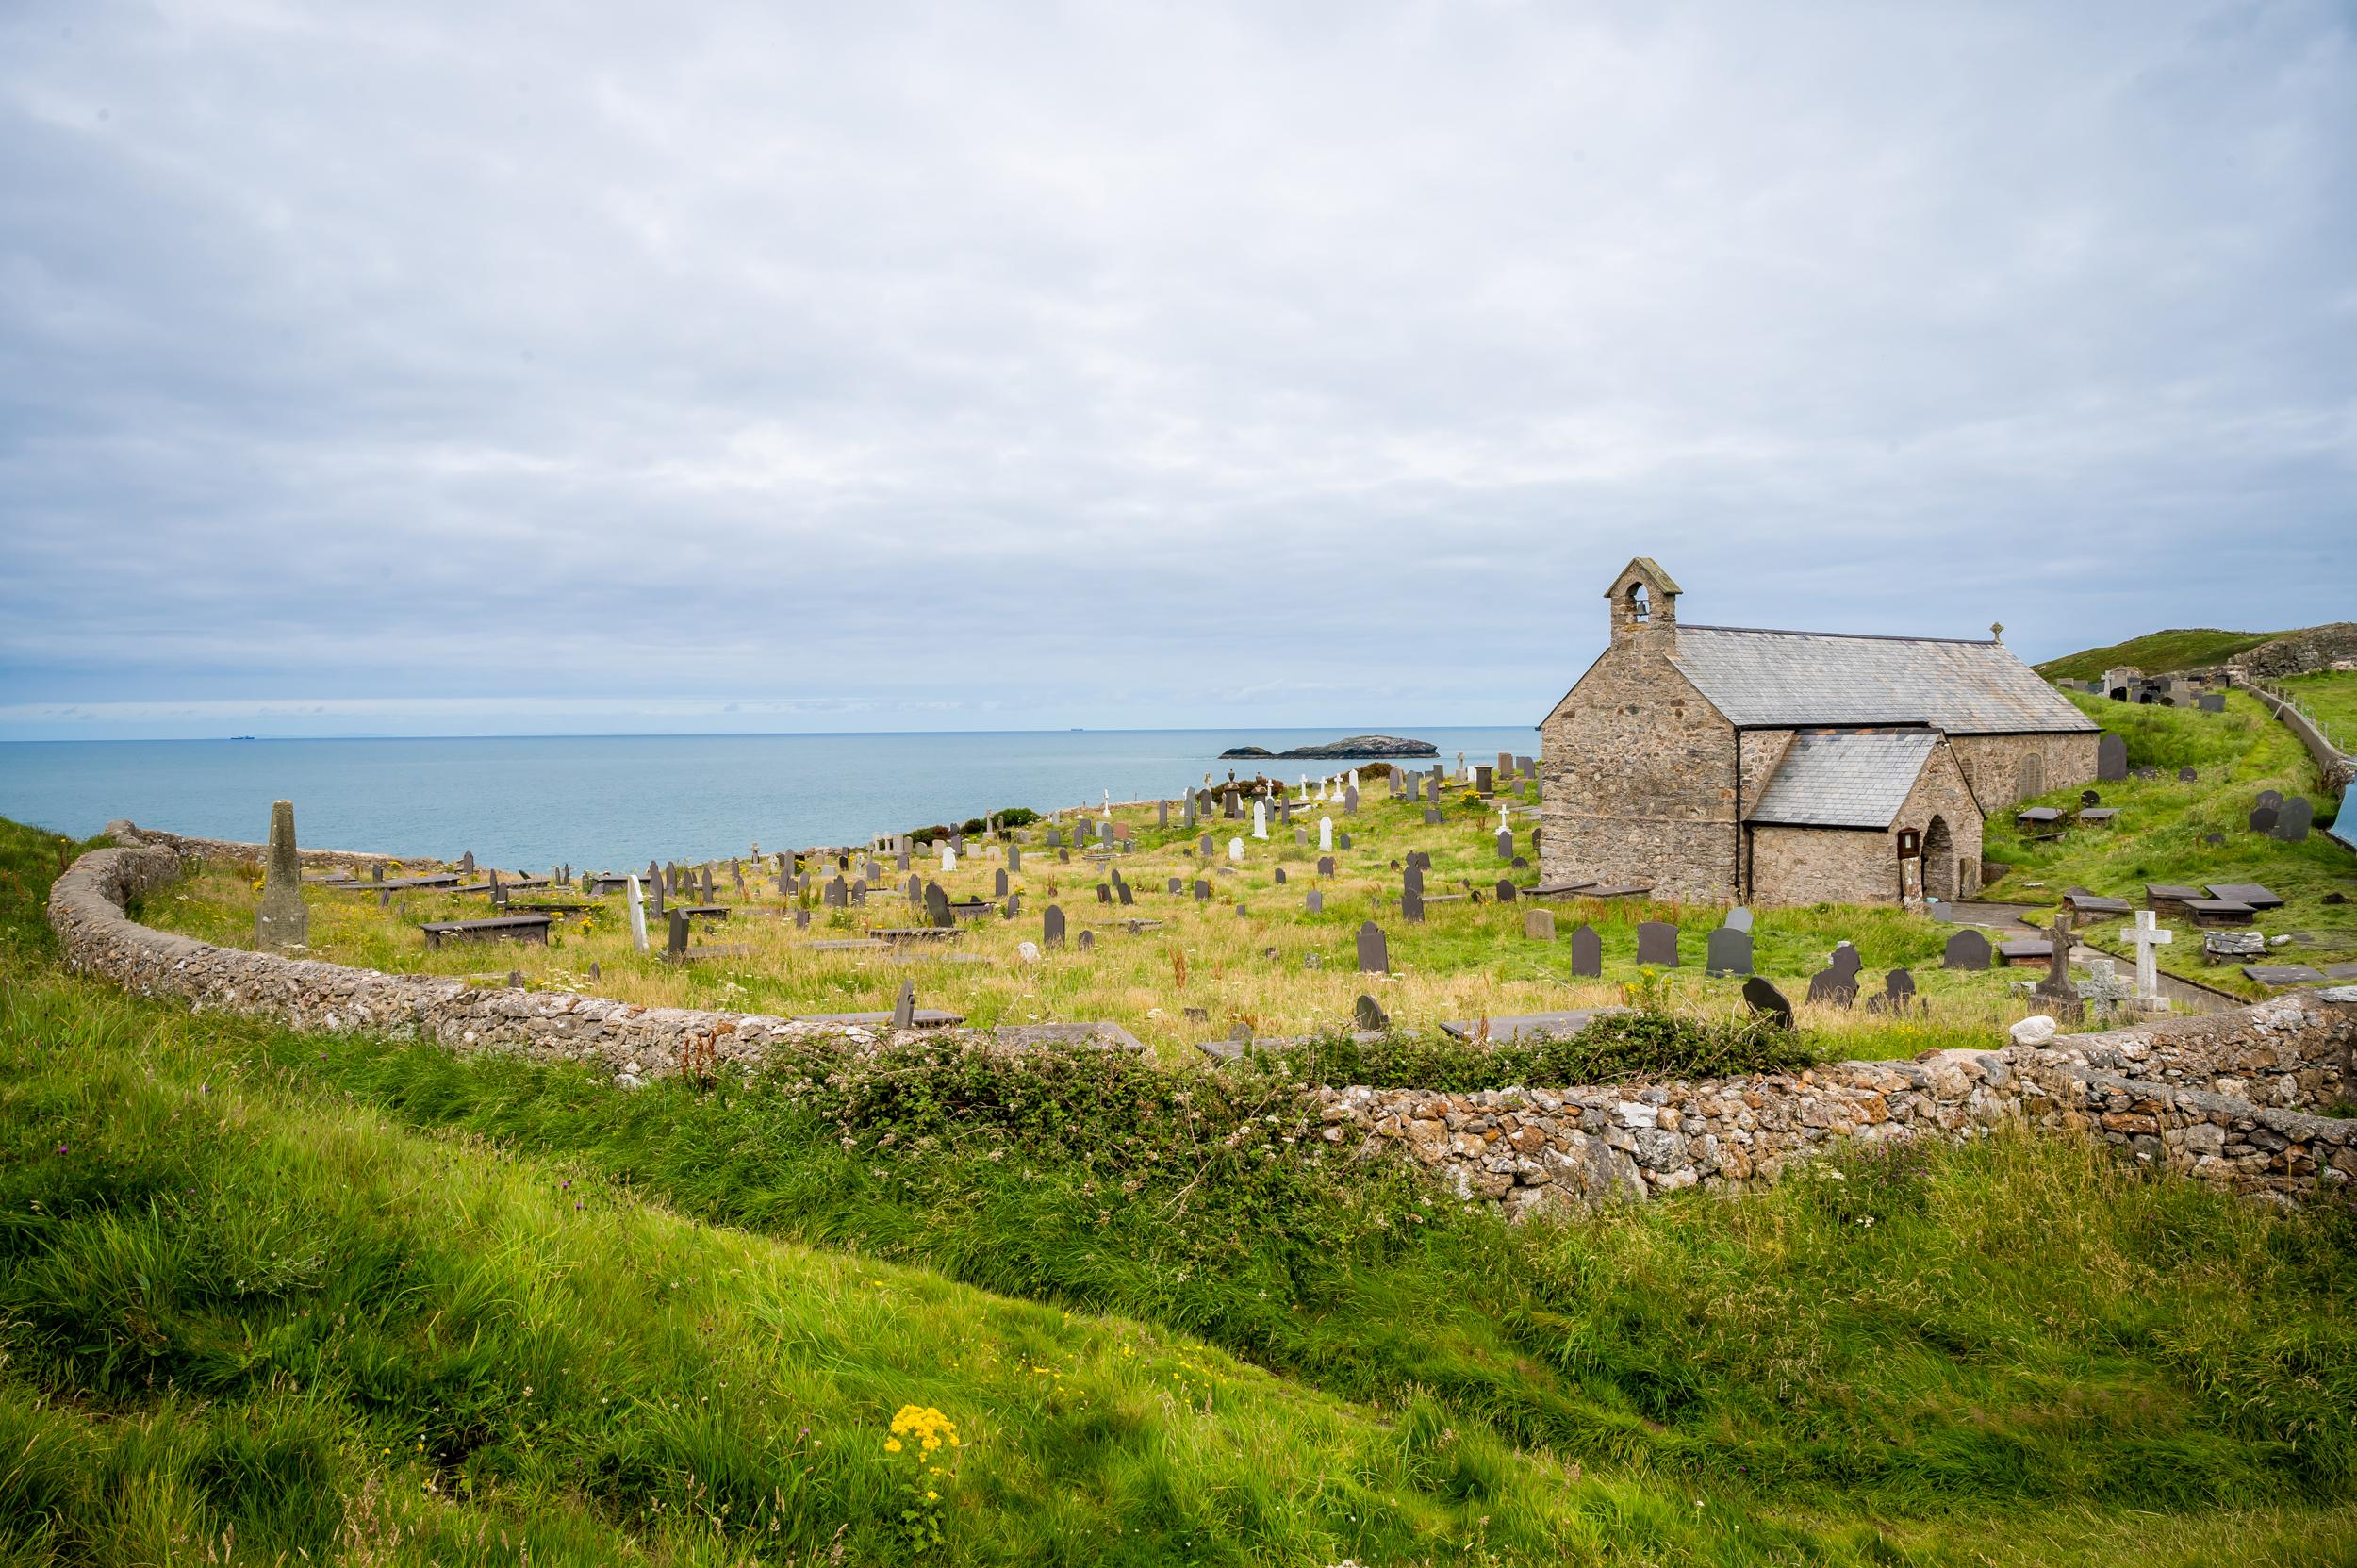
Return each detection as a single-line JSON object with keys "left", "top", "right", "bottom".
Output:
{"left": 1220, "top": 734, "right": 1438, "bottom": 760}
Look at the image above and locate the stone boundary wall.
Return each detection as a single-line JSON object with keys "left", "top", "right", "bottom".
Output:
{"left": 2230, "top": 682, "right": 2355, "bottom": 798}
{"left": 48, "top": 834, "right": 2357, "bottom": 1213}
{"left": 53, "top": 839, "right": 853, "bottom": 1085}
{"left": 103, "top": 821, "right": 449, "bottom": 879}
{"left": 1314, "top": 992, "right": 2356, "bottom": 1214}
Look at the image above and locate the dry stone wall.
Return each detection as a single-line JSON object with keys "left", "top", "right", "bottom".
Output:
{"left": 49, "top": 834, "right": 2357, "bottom": 1214}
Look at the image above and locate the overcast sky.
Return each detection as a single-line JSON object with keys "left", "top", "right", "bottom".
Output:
{"left": 2, "top": 0, "right": 2351, "bottom": 740}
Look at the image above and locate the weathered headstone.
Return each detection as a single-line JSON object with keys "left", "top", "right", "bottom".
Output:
{"left": 625, "top": 874, "right": 649, "bottom": 953}
{"left": 1705, "top": 925, "right": 1752, "bottom": 977}
{"left": 1043, "top": 904, "right": 1066, "bottom": 948}
{"left": 1742, "top": 976, "right": 1794, "bottom": 1031}
{"left": 1496, "top": 829, "right": 1513, "bottom": 861}
{"left": 2178, "top": 767, "right": 2198, "bottom": 784}
{"left": 1494, "top": 878, "right": 1517, "bottom": 902}
{"left": 925, "top": 882, "right": 952, "bottom": 929}
{"left": 1570, "top": 924, "right": 1602, "bottom": 977}
{"left": 1942, "top": 928, "right": 1992, "bottom": 969}
{"left": 2126, "top": 910, "right": 2173, "bottom": 1002}
{"left": 255, "top": 801, "right": 308, "bottom": 951}
{"left": 1724, "top": 906, "right": 1754, "bottom": 934}
{"left": 667, "top": 908, "right": 688, "bottom": 959}
{"left": 1635, "top": 920, "right": 1680, "bottom": 967}
{"left": 891, "top": 980, "right": 915, "bottom": 1031}
{"left": 1078, "top": 929, "right": 1096, "bottom": 951}
{"left": 1318, "top": 816, "right": 1334, "bottom": 852}
{"left": 2250, "top": 804, "right": 2279, "bottom": 834}
{"left": 1883, "top": 967, "right": 1917, "bottom": 1013}
{"left": 1355, "top": 992, "right": 1389, "bottom": 1031}
{"left": 1096, "top": 882, "right": 1112, "bottom": 904}
{"left": 1317, "top": 855, "right": 1335, "bottom": 878}
{"left": 2274, "top": 797, "right": 2313, "bottom": 843}
{"left": 1306, "top": 889, "right": 1325, "bottom": 914}
{"left": 1355, "top": 921, "right": 1389, "bottom": 974}
{"left": 1194, "top": 879, "right": 1211, "bottom": 901}
{"left": 1805, "top": 965, "right": 1855, "bottom": 1007}
{"left": 1524, "top": 908, "right": 1555, "bottom": 941}
{"left": 2096, "top": 733, "right": 2128, "bottom": 782}
{"left": 1343, "top": 786, "right": 1360, "bottom": 815}
{"left": 1008, "top": 844, "right": 1021, "bottom": 872}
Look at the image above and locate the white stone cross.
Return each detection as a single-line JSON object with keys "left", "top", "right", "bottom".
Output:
{"left": 1316, "top": 778, "right": 1329, "bottom": 801}
{"left": 1497, "top": 802, "right": 1512, "bottom": 833}
{"left": 1251, "top": 799, "right": 1268, "bottom": 839}
{"left": 2126, "top": 910, "right": 2173, "bottom": 1001}
{"left": 1319, "top": 815, "right": 1334, "bottom": 851}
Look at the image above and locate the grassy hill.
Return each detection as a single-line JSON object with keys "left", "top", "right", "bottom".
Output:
{"left": 5, "top": 817, "right": 2357, "bottom": 1563}
{"left": 2036, "top": 628, "right": 2283, "bottom": 681}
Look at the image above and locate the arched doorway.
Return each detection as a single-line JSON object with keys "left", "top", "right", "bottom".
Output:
{"left": 1923, "top": 816, "right": 1955, "bottom": 899}
{"left": 2016, "top": 751, "right": 2044, "bottom": 801}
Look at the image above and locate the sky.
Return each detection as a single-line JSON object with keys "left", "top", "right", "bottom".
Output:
{"left": 2, "top": 0, "right": 2352, "bottom": 741}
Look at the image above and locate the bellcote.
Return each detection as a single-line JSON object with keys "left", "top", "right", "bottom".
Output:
{"left": 1606, "top": 557, "right": 1681, "bottom": 650}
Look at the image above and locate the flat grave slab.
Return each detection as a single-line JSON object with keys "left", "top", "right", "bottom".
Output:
{"left": 1575, "top": 883, "right": 1654, "bottom": 900}
{"left": 2184, "top": 899, "right": 2258, "bottom": 926}
{"left": 334, "top": 874, "right": 460, "bottom": 892}
{"left": 2323, "top": 964, "right": 2357, "bottom": 981}
{"left": 791, "top": 1008, "right": 964, "bottom": 1030}
{"left": 457, "top": 878, "right": 549, "bottom": 895}
{"left": 804, "top": 939, "right": 888, "bottom": 951}
{"left": 992, "top": 1022, "right": 1149, "bottom": 1053}
{"left": 510, "top": 900, "right": 594, "bottom": 915}
{"left": 1525, "top": 881, "right": 1597, "bottom": 900}
{"left": 2062, "top": 889, "right": 2131, "bottom": 916}
{"left": 674, "top": 944, "right": 753, "bottom": 964}
{"left": 2014, "top": 807, "right": 2062, "bottom": 823}
{"left": 675, "top": 904, "right": 730, "bottom": 919}
{"left": 2243, "top": 964, "right": 2329, "bottom": 986}
{"left": 2206, "top": 883, "right": 2284, "bottom": 910}
{"left": 420, "top": 915, "right": 552, "bottom": 949}
{"left": 868, "top": 928, "right": 962, "bottom": 942}
{"left": 2077, "top": 808, "right": 2118, "bottom": 825}
{"left": 1440, "top": 1008, "right": 1627, "bottom": 1042}
{"left": 1997, "top": 939, "right": 2060, "bottom": 966}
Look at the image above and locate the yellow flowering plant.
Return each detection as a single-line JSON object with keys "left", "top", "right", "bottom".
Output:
{"left": 882, "top": 1404, "right": 962, "bottom": 1553}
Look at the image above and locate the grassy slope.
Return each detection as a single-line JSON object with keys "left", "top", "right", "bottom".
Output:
{"left": 1983, "top": 690, "right": 2356, "bottom": 993}
{"left": 8, "top": 818, "right": 2357, "bottom": 1563}
{"left": 2036, "top": 628, "right": 2283, "bottom": 681}
{"left": 2279, "top": 670, "right": 2357, "bottom": 758}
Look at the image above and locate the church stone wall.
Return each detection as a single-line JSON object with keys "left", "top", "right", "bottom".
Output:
{"left": 1898, "top": 741, "right": 1984, "bottom": 901}
{"left": 1950, "top": 732, "right": 2100, "bottom": 808}
{"left": 1745, "top": 825, "right": 1894, "bottom": 905}
{"left": 1540, "top": 644, "right": 1739, "bottom": 902}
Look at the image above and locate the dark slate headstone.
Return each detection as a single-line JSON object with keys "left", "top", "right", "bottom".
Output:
{"left": 1805, "top": 966, "right": 1855, "bottom": 1007}
{"left": 1096, "top": 883, "right": 1111, "bottom": 904}
{"left": 1043, "top": 904, "right": 1066, "bottom": 948}
{"left": 1355, "top": 993, "right": 1389, "bottom": 1032}
{"left": 2204, "top": 832, "right": 2225, "bottom": 846}
{"left": 1355, "top": 921, "right": 1389, "bottom": 974}
{"left": 2250, "top": 805, "right": 2279, "bottom": 834}
{"left": 1496, "top": 830, "right": 1514, "bottom": 861}
{"left": 1078, "top": 929, "right": 1096, "bottom": 951}
{"left": 1058, "top": 849, "right": 1070, "bottom": 863}
{"left": 1194, "top": 879, "right": 1211, "bottom": 901}
{"left": 1570, "top": 924, "right": 1602, "bottom": 977}
{"left": 1408, "top": 850, "right": 1431, "bottom": 872}
{"left": 1741, "top": 976, "right": 1793, "bottom": 1032}
{"left": 794, "top": 908, "right": 810, "bottom": 930}
{"left": 2273, "top": 797, "right": 2313, "bottom": 842}
{"left": 2081, "top": 789, "right": 2102, "bottom": 807}
{"left": 1343, "top": 787, "right": 1359, "bottom": 815}
{"left": 1318, "top": 855, "right": 1336, "bottom": 877}
{"left": 1008, "top": 844, "right": 1021, "bottom": 872}
{"left": 825, "top": 874, "right": 848, "bottom": 908}
{"left": 906, "top": 873, "right": 923, "bottom": 904}
{"left": 1942, "top": 928, "right": 1992, "bottom": 969}
{"left": 890, "top": 980, "right": 915, "bottom": 1031}
{"left": 1117, "top": 882, "right": 1134, "bottom": 906}
{"left": 1199, "top": 834, "right": 1214, "bottom": 857}
{"left": 2096, "top": 733, "right": 2128, "bottom": 782}
{"left": 2256, "top": 789, "right": 2283, "bottom": 808}
{"left": 1306, "top": 890, "right": 1325, "bottom": 914}
{"left": 1635, "top": 920, "right": 1680, "bottom": 967}
{"left": 1006, "top": 893, "right": 1021, "bottom": 917}
{"left": 2178, "top": 767, "right": 2198, "bottom": 784}
{"left": 1829, "top": 942, "right": 1864, "bottom": 984}
{"left": 925, "top": 882, "right": 953, "bottom": 929}
{"left": 2198, "top": 693, "right": 2225, "bottom": 713}
{"left": 1047, "top": 828, "right": 1063, "bottom": 847}
{"left": 1494, "top": 878, "right": 1517, "bottom": 902}
{"left": 1274, "top": 867, "right": 1288, "bottom": 884}
{"left": 1511, "top": 855, "right": 1529, "bottom": 869}
{"left": 1158, "top": 799, "right": 1169, "bottom": 828}
{"left": 1705, "top": 925, "right": 1752, "bottom": 977}
{"left": 1424, "top": 808, "right": 1443, "bottom": 826}
{"left": 666, "top": 908, "right": 688, "bottom": 958}
{"left": 1337, "top": 833, "right": 1352, "bottom": 850}
{"left": 1883, "top": 967, "right": 1917, "bottom": 1013}
{"left": 1166, "top": 876, "right": 1182, "bottom": 894}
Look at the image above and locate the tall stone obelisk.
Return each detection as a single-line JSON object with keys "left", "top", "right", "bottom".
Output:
{"left": 255, "top": 800, "right": 308, "bottom": 951}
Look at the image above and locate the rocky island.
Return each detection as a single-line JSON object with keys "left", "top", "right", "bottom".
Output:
{"left": 1219, "top": 734, "right": 1439, "bottom": 760}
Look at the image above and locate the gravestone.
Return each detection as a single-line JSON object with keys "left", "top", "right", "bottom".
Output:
{"left": 1306, "top": 890, "right": 1325, "bottom": 914}
{"left": 824, "top": 875, "right": 848, "bottom": 908}
{"left": 1274, "top": 867, "right": 1287, "bottom": 884}
{"left": 1741, "top": 976, "right": 1794, "bottom": 1031}
{"left": 2178, "top": 767, "right": 2199, "bottom": 784}
{"left": 1805, "top": 965, "right": 1855, "bottom": 1007}
{"left": 1355, "top": 993, "right": 1389, "bottom": 1032}
{"left": 1942, "top": 928, "right": 1992, "bottom": 970}
{"left": 1883, "top": 967, "right": 1917, "bottom": 1013}
{"left": 1317, "top": 855, "right": 1335, "bottom": 877}
{"left": 667, "top": 908, "right": 688, "bottom": 960}
{"left": 626, "top": 875, "right": 650, "bottom": 953}
{"left": 1401, "top": 883, "right": 1424, "bottom": 921}
{"left": 1705, "top": 925, "right": 1752, "bottom": 977}
{"left": 2198, "top": 693, "right": 2225, "bottom": 713}
{"left": 925, "top": 883, "right": 952, "bottom": 929}
{"left": 1475, "top": 764, "right": 1493, "bottom": 793}
{"left": 1008, "top": 844, "right": 1021, "bottom": 872}
{"left": 2126, "top": 910, "right": 2173, "bottom": 1002}
{"left": 1167, "top": 876, "right": 1182, "bottom": 894}
{"left": 2250, "top": 805, "right": 2279, "bottom": 834}
{"left": 1494, "top": 878, "right": 1517, "bottom": 902}
{"left": 2096, "top": 733, "right": 2128, "bottom": 782}
{"left": 794, "top": 908, "right": 809, "bottom": 930}
{"left": 1096, "top": 883, "right": 1111, "bottom": 904}
{"left": 2256, "top": 789, "right": 2283, "bottom": 808}
{"left": 1635, "top": 920, "right": 1680, "bottom": 966}
{"left": 906, "top": 873, "right": 923, "bottom": 905}
{"left": 1337, "top": 833, "right": 1352, "bottom": 850}
{"left": 1158, "top": 800, "right": 1169, "bottom": 829}
{"left": 1043, "top": 905, "right": 1066, "bottom": 949}
{"left": 1194, "top": 879, "right": 1211, "bottom": 901}
{"left": 460, "top": 850, "right": 476, "bottom": 874}
{"left": 1570, "top": 924, "right": 1603, "bottom": 977}
{"left": 1724, "top": 906, "right": 1754, "bottom": 934}
{"left": 255, "top": 801, "right": 307, "bottom": 951}
{"left": 1343, "top": 786, "right": 1359, "bottom": 815}
{"left": 1524, "top": 908, "right": 1555, "bottom": 941}
{"left": 1078, "top": 930, "right": 1096, "bottom": 950}
{"left": 1319, "top": 816, "right": 1334, "bottom": 851}
{"left": 1047, "top": 828, "right": 1063, "bottom": 848}
{"left": 1496, "top": 830, "right": 1513, "bottom": 861}
{"left": 1199, "top": 834, "right": 1213, "bottom": 858}
{"left": 2274, "top": 797, "right": 2313, "bottom": 842}
{"left": 1424, "top": 808, "right": 1443, "bottom": 826}
{"left": 2031, "top": 910, "right": 2082, "bottom": 1014}
{"left": 1252, "top": 800, "right": 1267, "bottom": 839}
{"left": 1355, "top": 921, "right": 1389, "bottom": 974}
{"left": 2204, "top": 832, "right": 2225, "bottom": 846}
{"left": 1006, "top": 893, "right": 1022, "bottom": 917}
{"left": 1228, "top": 836, "right": 1244, "bottom": 863}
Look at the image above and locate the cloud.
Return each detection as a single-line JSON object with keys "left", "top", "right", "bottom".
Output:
{"left": 0, "top": 0, "right": 2351, "bottom": 739}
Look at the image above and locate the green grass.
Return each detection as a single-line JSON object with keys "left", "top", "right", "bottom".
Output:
{"left": 1982, "top": 691, "right": 2356, "bottom": 994}
{"left": 2036, "top": 628, "right": 2285, "bottom": 681}
{"left": 7, "top": 817, "right": 2357, "bottom": 1562}
{"left": 2278, "top": 670, "right": 2357, "bottom": 760}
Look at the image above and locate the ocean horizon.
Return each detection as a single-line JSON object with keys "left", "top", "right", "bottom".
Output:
{"left": 0, "top": 726, "right": 1541, "bottom": 869}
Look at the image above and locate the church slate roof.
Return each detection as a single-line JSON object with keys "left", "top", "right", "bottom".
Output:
{"left": 1747, "top": 731, "right": 1940, "bottom": 828}
{"left": 1670, "top": 626, "right": 2097, "bottom": 734}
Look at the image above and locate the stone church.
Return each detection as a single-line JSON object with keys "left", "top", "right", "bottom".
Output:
{"left": 1538, "top": 559, "right": 2099, "bottom": 908}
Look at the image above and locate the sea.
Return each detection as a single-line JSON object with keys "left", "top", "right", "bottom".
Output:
{"left": 0, "top": 727, "right": 1541, "bottom": 869}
